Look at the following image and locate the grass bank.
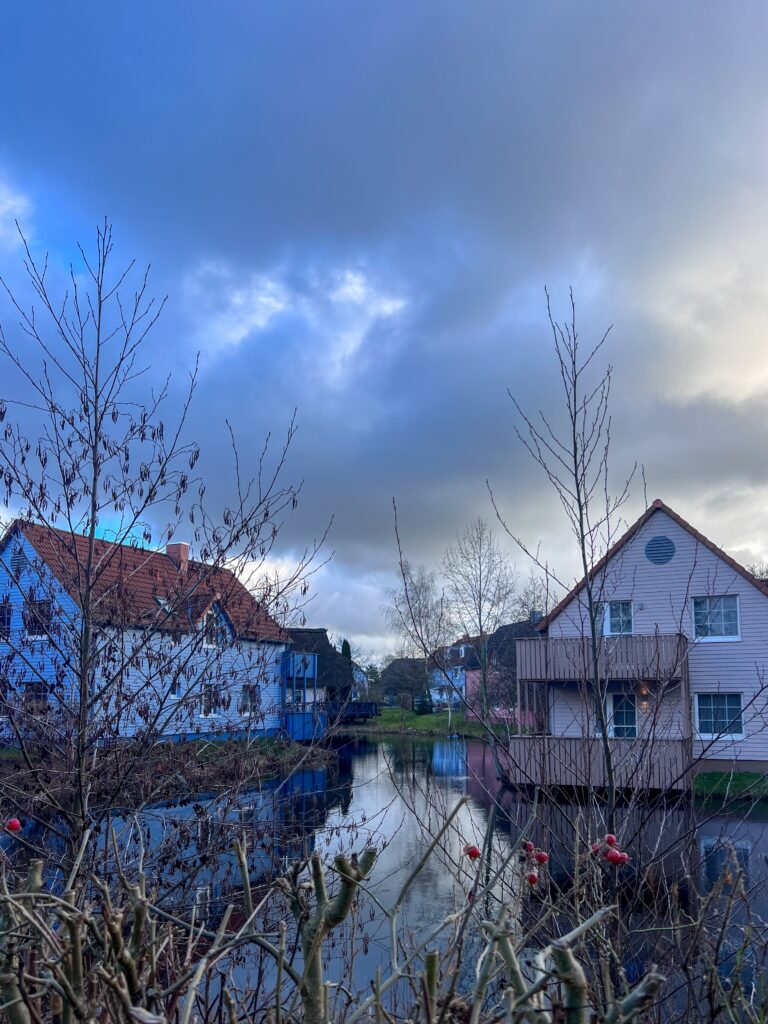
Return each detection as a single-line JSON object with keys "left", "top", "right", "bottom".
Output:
{"left": 347, "top": 706, "right": 489, "bottom": 740}
{"left": 694, "top": 770, "right": 768, "bottom": 802}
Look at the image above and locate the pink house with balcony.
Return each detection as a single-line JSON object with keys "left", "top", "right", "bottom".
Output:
{"left": 511, "top": 499, "right": 768, "bottom": 791}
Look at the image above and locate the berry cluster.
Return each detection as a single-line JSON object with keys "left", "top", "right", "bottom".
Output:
{"left": 591, "top": 833, "right": 630, "bottom": 866}
{"left": 520, "top": 839, "right": 548, "bottom": 886}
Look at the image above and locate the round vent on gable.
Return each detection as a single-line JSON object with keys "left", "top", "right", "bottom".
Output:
{"left": 645, "top": 535, "right": 675, "bottom": 565}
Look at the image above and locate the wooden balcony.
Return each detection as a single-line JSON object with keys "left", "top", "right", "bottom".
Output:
{"left": 502, "top": 735, "right": 692, "bottom": 791}
{"left": 516, "top": 633, "right": 688, "bottom": 683}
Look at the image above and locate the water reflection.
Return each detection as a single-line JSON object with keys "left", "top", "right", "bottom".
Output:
{"left": 8, "top": 736, "right": 767, "bottom": 1013}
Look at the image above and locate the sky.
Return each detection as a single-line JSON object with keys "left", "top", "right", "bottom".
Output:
{"left": 2, "top": 2, "right": 768, "bottom": 659}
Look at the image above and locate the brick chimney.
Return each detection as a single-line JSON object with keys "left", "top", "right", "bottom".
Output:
{"left": 166, "top": 542, "right": 189, "bottom": 573}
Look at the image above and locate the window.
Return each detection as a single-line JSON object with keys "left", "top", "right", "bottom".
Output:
{"left": 608, "top": 693, "right": 637, "bottom": 738}
{"left": 692, "top": 596, "right": 739, "bottom": 640}
{"left": 203, "top": 609, "right": 222, "bottom": 648}
{"left": 155, "top": 597, "right": 170, "bottom": 611}
{"left": 23, "top": 680, "right": 50, "bottom": 714}
{"left": 238, "top": 684, "right": 260, "bottom": 715}
{"left": 201, "top": 682, "right": 222, "bottom": 717}
{"left": 193, "top": 885, "right": 211, "bottom": 922}
{"left": 598, "top": 692, "right": 637, "bottom": 738}
{"left": 25, "top": 599, "right": 52, "bottom": 638}
{"left": 606, "top": 601, "right": 633, "bottom": 636}
{"left": 696, "top": 693, "right": 743, "bottom": 738}
{"left": 0, "top": 602, "right": 10, "bottom": 640}
{"left": 168, "top": 675, "right": 181, "bottom": 699}
{"left": 595, "top": 600, "right": 633, "bottom": 636}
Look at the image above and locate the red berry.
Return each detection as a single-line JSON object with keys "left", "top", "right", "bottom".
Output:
{"left": 606, "top": 848, "right": 622, "bottom": 865}
{"left": 619, "top": 851, "right": 629, "bottom": 864}
{"left": 591, "top": 842, "right": 602, "bottom": 855}
{"left": 5, "top": 818, "right": 20, "bottom": 833}
{"left": 464, "top": 844, "right": 481, "bottom": 860}
{"left": 534, "top": 850, "right": 549, "bottom": 865}
{"left": 604, "top": 834, "right": 617, "bottom": 846}
{"left": 525, "top": 841, "right": 535, "bottom": 852}
{"left": 527, "top": 871, "right": 539, "bottom": 886}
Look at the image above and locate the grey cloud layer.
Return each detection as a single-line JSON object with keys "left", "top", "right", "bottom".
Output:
{"left": 2, "top": 2, "right": 768, "bottom": 655}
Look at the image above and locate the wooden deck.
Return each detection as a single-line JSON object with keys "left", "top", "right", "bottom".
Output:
{"left": 516, "top": 634, "right": 688, "bottom": 682}
{"left": 501, "top": 735, "right": 692, "bottom": 791}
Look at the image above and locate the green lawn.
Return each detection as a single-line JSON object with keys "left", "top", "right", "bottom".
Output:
{"left": 359, "top": 707, "right": 490, "bottom": 739}
{"left": 694, "top": 770, "right": 768, "bottom": 802}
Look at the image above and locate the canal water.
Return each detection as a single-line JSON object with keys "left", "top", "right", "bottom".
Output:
{"left": 12, "top": 735, "right": 766, "bottom": 1015}
{"left": 128, "top": 734, "right": 768, "bottom": 1014}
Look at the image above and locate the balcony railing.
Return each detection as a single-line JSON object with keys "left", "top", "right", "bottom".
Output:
{"left": 516, "top": 633, "right": 688, "bottom": 682}
{"left": 503, "top": 735, "right": 691, "bottom": 791}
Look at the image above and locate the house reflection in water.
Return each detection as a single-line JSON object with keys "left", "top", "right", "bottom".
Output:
{"left": 103, "top": 758, "right": 355, "bottom": 927}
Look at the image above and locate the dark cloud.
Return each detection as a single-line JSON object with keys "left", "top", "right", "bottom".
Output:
{"left": 1, "top": 2, "right": 768, "bottom": 655}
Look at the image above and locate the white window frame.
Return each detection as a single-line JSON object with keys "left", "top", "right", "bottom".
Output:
{"left": 604, "top": 600, "right": 633, "bottom": 636}
{"left": 691, "top": 595, "right": 740, "bottom": 643}
{"left": 606, "top": 691, "right": 638, "bottom": 739}
{"left": 199, "top": 682, "right": 223, "bottom": 718}
{"left": 202, "top": 609, "right": 220, "bottom": 649}
{"left": 694, "top": 691, "right": 744, "bottom": 740}
{"left": 238, "top": 683, "right": 260, "bottom": 715}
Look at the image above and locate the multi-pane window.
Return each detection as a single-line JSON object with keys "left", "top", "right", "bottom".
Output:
{"left": 696, "top": 693, "right": 743, "bottom": 737}
{"left": 692, "top": 596, "right": 739, "bottom": 639}
{"left": 0, "top": 602, "right": 10, "bottom": 640}
{"left": 594, "top": 601, "right": 633, "bottom": 635}
{"left": 238, "top": 684, "right": 260, "bottom": 714}
{"left": 607, "top": 601, "right": 633, "bottom": 636}
{"left": 201, "top": 682, "right": 222, "bottom": 717}
{"left": 23, "top": 680, "right": 50, "bottom": 713}
{"left": 609, "top": 693, "right": 637, "bottom": 738}
{"left": 25, "top": 599, "right": 52, "bottom": 638}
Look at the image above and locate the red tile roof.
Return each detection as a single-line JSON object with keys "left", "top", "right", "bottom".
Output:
{"left": 538, "top": 498, "right": 768, "bottom": 631}
{"left": 5, "top": 521, "right": 288, "bottom": 643}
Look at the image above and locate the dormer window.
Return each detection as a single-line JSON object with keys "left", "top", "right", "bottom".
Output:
{"left": 203, "top": 609, "right": 222, "bottom": 648}
{"left": 155, "top": 597, "right": 170, "bottom": 612}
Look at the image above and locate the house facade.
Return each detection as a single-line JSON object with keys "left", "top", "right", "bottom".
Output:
{"left": 514, "top": 500, "right": 768, "bottom": 787}
{"left": 0, "top": 521, "right": 291, "bottom": 743}
{"left": 429, "top": 641, "right": 475, "bottom": 707}
{"left": 464, "top": 619, "right": 541, "bottom": 725}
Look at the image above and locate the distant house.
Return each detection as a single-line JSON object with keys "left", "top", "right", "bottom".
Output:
{"left": 514, "top": 499, "right": 768, "bottom": 789}
{"left": 286, "top": 628, "right": 353, "bottom": 707}
{"left": 351, "top": 662, "right": 369, "bottom": 700}
{"left": 463, "top": 619, "right": 541, "bottom": 724}
{"left": 0, "top": 521, "right": 289, "bottom": 743}
{"left": 380, "top": 657, "right": 429, "bottom": 707}
{"left": 428, "top": 642, "right": 478, "bottom": 707}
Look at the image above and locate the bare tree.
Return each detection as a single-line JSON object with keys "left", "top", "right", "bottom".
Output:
{"left": 491, "top": 289, "right": 635, "bottom": 833}
{"left": 442, "top": 517, "right": 518, "bottom": 722}
{"left": 512, "top": 570, "right": 551, "bottom": 622}
{"left": 0, "top": 222, "right": 323, "bottom": 879}
{"left": 385, "top": 559, "right": 448, "bottom": 663}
